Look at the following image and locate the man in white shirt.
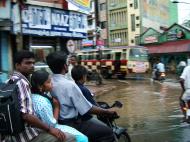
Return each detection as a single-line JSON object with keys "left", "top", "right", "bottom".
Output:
{"left": 155, "top": 60, "right": 165, "bottom": 80}
{"left": 156, "top": 62, "right": 165, "bottom": 73}
{"left": 180, "top": 65, "right": 190, "bottom": 122}
{"left": 65, "top": 55, "right": 78, "bottom": 81}
{"left": 46, "top": 51, "right": 117, "bottom": 142}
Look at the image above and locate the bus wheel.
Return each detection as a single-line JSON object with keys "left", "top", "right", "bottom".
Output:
{"left": 102, "top": 69, "right": 111, "bottom": 79}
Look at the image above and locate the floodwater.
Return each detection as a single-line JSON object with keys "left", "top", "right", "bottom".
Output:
{"left": 96, "top": 79, "right": 190, "bottom": 142}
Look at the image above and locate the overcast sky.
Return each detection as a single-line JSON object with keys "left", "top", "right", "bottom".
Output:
{"left": 175, "top": 0, "right": 190, "bottom": 24}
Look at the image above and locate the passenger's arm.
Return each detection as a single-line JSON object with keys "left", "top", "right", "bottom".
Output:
{"left": 179, "top": 78, "right": 185, "bottom": 100}
{"left": 22, "top": 113, "right": 66, "bottom": 141}
{"left": 179, "top": 78, "right": 185, "bottom": 92}
{"left": 88, "top": 105, "right": 118, "bottom": 117}
{"left": 52, "top": 97, "right": 60, "bottom": 120}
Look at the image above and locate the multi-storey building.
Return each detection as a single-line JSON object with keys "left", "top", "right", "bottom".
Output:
{"left": 82, "top": 0, "right": 101, "bottom": 50}
{"left": 82, "top": 0, "right": 108, "bottom": 49}
{"left": 97, "top": 0, "right": 108, "bottom": 47}
{"left": 106, "top": 0, "right": 178, "bottom": 47}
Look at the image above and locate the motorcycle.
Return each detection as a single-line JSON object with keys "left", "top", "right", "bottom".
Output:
{"left": 97, "top": 101, "right": 131, "bottom": 142}
{"left": 152, "top": 69, "right": 166, "bottom": 82}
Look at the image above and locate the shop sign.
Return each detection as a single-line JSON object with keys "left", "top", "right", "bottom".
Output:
{"left": 66, "top": 0, "right": 90, "bottom": 12}
{"left": 144, "top": 36, "right": 158, "bottom": 43}
{"left": 82, "top": 40, "right": 94, "bottom": 46}
{"left": 167, "top": 29, "right": 185, "bottom": 41}
{"left": 13, "top": 5, "right": 87, "bottom": 38}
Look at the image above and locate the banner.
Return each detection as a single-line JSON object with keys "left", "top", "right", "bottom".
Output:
{"left": 12, "top": 5, "right": 87, "bottom": 38}
{"left": 66, "top": 0, "right": 90, "bottom": 12}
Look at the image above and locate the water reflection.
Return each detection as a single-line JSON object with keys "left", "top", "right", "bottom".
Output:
{"left": 96, "top": 80, "right": 190, "bottom": 142}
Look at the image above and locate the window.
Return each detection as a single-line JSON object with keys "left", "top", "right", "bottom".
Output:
{"left": 100, "top": 21, "right": 107, "bottom": 29}
{"left": 90, "top": 1, "right": 93, "bottom": 9}
{"left": 134, "top": 0, "right": 138, "bottom": 9}
{"left": 136, "top": 16, "right": 139, "bottom": 20}
{"left": 88, "top": 19, "right": 93, "bottom": 26}
{"left": 131, "top": 14, "right": 135, "bottom": 31}
{"left": 130, "top": 3, "right": 133, "bottom": 7}
{"left": 100, "top": 3, "right": 106, "bottom": 11}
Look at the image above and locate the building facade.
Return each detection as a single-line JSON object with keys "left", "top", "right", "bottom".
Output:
{"left": 82, "top": 0, "right": 97, "bottom": 49}
{"left": 106, "top": 0, "right": 178, "bottom": 47}
{"left": 138, "top": 23, "right": 190, "bottom": 72}
{"left": 0, "top": 0, "right": 12, "bottom": 82}
{"left": 0, "top": 0, "right": 88, "bottom": 82}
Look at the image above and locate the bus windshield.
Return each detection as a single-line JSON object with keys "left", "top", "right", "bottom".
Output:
{"left": 129, "top": 48, "right": 148, "bottom": 61}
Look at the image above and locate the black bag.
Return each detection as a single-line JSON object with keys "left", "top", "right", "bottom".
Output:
{"left": 0, "top": 79, "right": 25, "bottom": 135}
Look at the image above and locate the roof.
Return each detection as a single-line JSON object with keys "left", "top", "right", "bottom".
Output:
{"left": 146, "top": 40, "right": 190, "bottom": 54}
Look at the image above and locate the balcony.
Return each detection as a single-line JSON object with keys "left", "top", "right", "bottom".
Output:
{"left": 109, "top": 24, "right": 128, "bottom": 31}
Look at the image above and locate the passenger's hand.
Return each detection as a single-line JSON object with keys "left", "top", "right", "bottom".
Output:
{"left": 49, "top": 127, "right": 66, "bottom": 142}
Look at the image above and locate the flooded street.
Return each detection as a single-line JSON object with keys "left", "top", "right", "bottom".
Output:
{"left": 96, "top": 79, "right": 190, "bottom": 142}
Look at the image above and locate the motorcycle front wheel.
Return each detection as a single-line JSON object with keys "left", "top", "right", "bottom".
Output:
{"left": 117, "top": 132, "right": 131, "bottom": 142}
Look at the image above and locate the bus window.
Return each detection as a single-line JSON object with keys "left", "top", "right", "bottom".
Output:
{"left": 102, "top": 50, "right": 111, "bottom": 60}
{"left": 78, "top": 55, "right": 82, "bottom": 61}
{"left": 129, "top": 48, "right": 148, "bottom": 61}
{"left": 121, "top": 51, "right": 127, "bottom": 60}
{"left": 115, "top": 52, "right": 121, "bottom": 60}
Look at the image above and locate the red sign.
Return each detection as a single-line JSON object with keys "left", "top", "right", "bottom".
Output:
{"left": 96, "top": 40, "right": 104, "bottom": 46}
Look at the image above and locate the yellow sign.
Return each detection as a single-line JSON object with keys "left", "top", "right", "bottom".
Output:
{"left": 66, "top": 0, "right": 90, "bottom": 11}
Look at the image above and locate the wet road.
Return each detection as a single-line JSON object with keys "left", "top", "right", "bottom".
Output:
{"left": 96, "top": 79, "right": 190, "bottom": 142}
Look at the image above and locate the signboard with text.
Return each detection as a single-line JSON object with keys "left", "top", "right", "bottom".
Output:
{"left": 144, "top": 36, "right": 158, "bottom": 43}
{"left": 12, "top": 5, "right": 87, "bottom": 38}
{"left": 166, "top": 29, "right": 185, "bottom": 41}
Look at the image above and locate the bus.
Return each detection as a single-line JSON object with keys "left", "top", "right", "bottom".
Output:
{"left": 77, "top": 46, "right": 149, "bottom": 78}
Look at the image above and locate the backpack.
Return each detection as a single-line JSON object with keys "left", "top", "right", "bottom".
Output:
{"left": 0, "top": 79, "right": 25, "bottom": 135}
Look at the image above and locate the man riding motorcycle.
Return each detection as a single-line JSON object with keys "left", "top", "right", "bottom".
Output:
{"left": 179, "top": 65, "right": 190, "bottom": 123}
{"left": 153, "top": 59, "right": 166, "bottom": 81}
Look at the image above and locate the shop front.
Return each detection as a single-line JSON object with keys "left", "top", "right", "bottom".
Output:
{"left": 138, "top": 23, "right": 190, "bottom": 73}
{"left": 12, "top": 4, "right": 87, "bottom": 64}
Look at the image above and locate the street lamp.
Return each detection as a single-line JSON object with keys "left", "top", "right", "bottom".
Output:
{"left": 172, "top": 1, "right": 190, "bottom": 4}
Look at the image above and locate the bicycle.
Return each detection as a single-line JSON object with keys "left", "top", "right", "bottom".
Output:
{"left": 97, "top": 101, "right": 131, "bottom": 142}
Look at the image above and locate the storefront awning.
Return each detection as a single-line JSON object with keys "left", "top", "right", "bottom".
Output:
{"left": 146, "top": 40, "right": 190, "bottom": 54}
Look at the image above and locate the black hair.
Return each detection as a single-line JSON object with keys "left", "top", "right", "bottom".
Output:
{"left": 70, "top": 54, "right": 77, "bottom": 58}
{"left": 31, "top": 70, "right": 49, "bottom": 94}
{"left": 46, "top": 51, "right": 67, "bottom": 74}
{"left": 71, "top": 65, "right": 88, "bottom": 82}
{"left": 14, "top": 50, "right": 35, "bottom": 64}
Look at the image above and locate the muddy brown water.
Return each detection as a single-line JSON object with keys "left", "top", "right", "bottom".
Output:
{"left": 96, "top": 80, "right": 190, "bottom": 142}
